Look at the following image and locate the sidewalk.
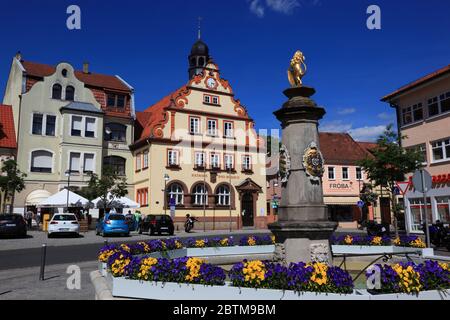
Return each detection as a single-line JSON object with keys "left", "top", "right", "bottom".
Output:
{"left": 0, "top": 229, "right": 270, "bottom": 252}
{"left": 0, "top": 261, "right": 96, "bottom": 300}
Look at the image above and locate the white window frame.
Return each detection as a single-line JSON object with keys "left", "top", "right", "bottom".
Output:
{"left": 195, "top": 152, "right": 205, "bottom": 168}
{"left": 83, "top": 153, "right": 95, "bottom": 173}
{"left": 224, "top": 154, "right": 234, "bottom": 170}
{"left": 70, "top": 115, "right": 97, "bottom": 138}
{"left": 224, "top": 121, "right": 234, "bottom": 138}
{"left": 328, "top": 167, "right": 335, "bottom": 180}
{"left": 190, "top": 117, "right": 200, "bottom": 134}
{"left": 29, "top": 149, "right": 54, "bottom": 173}
{"left": 210, "top": 153, "right": 220, "bottom": 169}
{"left": 217, "top": 185, "right": 231, "bottom": 206}
{"left": 31, "top": 113, "right": 57, "bottom": 137}
{"left": 136, "top": 153, "right": 142, "bottom": 170}
{"left": 193, "top": 184, "right": 208, "bottom": 205}
{"left": 143, "top": 151, "right": 149, "bottom": 169}
{"left": 431, "top": 138, "right": 450, "bottom": 163}
{"left": 168, "top": 150, "right": 179, "bottom": 166}
{"left": 242, "top": 155, "right": 252, "bottom": 171}
{"left": 212, "top": 96, "right": 219, "bottom": 105}
{"left": 342, "top": 167, "right": 350, "bottom": 180}
{"left": 207, "top": 119, "right": 218, "bottom": 136}
{"left": 67, "top": 151, "right": 97, "bottom": 174}
{"left": 203, "top": 95, "right": 211, "bottom": 104}
{"left": 168, "top": 183, "right": 184, "bottom": 205}
{"left": 356, "top": 167, "right": 363, "bottom": 181}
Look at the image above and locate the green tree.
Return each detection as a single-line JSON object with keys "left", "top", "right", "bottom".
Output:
{"left": 0, "top": 159, "right": 27, "bottom": 214}
{"left": 82, "top": 166, "right": 128, "bottom": 211}
{"left": 357, "top": 124, "right": 423, "bottom": 237}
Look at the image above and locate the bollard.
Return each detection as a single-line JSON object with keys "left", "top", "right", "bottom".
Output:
{"left": 39, "top": 244, "right": 47, "bottom": 281}
{"left": 104, "top": 239, "right": 108, "bottom": 246}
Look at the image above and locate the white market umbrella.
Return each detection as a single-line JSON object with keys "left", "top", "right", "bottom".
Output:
{"left": 37, "top": 189, "right": 90, "bottom": 208}
{"left": 92, "top": 192, "right": 140, "bottom": 209}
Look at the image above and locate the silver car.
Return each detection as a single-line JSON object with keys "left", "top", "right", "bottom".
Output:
{"left": 48, "top": 213, "right": 80, "bottom": 238}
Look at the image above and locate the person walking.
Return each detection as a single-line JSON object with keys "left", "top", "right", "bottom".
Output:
{"left": 35, "top": 212, "right": 41, "bottom": 230}
{"left": 25, "top": 210, "right": 33, "bottom": 229}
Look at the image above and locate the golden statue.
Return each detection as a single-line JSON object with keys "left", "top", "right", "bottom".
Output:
{"left": 287, "top": 50, "right": 307, "bottom": 87}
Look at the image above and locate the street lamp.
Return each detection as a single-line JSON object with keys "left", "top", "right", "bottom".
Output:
{"left": 64, "top": 170, "right": 72, "bottom": 212}
{"left": 164, "top": 174, "right": 170, "bottom": 215}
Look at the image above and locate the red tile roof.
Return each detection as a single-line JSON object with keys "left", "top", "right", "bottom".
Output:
{"left": 358, "top": 141, "right": 378, "bottom": 153}
{"left": 382, "top": 64, "right": 450, "bottom": 101}
{"left": 0, "top": 105, "right": 17, "bottom": 149}
{"left": 133, "top": 87, "right": 187, "bottom": 145}
{"left": 319, "top": 132, "right": 372, "bottom": 165}
{"left": 21, "top": 61, "right": 131, "bottom": 92}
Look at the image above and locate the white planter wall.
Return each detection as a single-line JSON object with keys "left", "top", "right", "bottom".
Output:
{"left": 111, "top": 277, "right": 367, "bottom": 300}
{"left": 332, "top": 245, "right": 425, "bottom": 255}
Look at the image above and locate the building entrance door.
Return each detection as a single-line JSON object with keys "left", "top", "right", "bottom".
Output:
{"left": 380, "top": 197, "right": 392, "bottom": 225}
{"left": 241, "top": 193, "right": 254, "bottom": 227}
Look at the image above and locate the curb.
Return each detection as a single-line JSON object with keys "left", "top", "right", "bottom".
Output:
{"left": 90, "top": 270, "right": 115, "bottom": 300}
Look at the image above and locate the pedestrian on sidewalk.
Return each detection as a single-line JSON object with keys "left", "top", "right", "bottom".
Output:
{"left": 25, "top": 210, "right": 33, "bottom": 229}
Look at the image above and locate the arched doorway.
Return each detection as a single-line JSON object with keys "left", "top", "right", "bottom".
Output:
{"left": 241, "top": 193, "right": 254, "bottom": 227}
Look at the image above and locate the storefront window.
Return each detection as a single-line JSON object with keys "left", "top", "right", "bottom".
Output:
{"left": 329, "top": 205, "right": 354, "bottom": 222}
{"left": 436, "top": 197, "right": 450, "bottom": 222}
{"left": 409, "top": 198, "right": 432, "bottom": 231}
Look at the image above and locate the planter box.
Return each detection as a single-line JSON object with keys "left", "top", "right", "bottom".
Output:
{"left": 357, "top": 289, "right": 450, "bottom": 300}
{"left": 140, "top": 245, "right": 275, "bottom": 259}
{"left": 111, "top": 277, "right": 367, "bottom": 300}
{"left": 332, "top": 245, "right": 423, "bottom": 255}
{"left": 98, "top": 261, "right": 107, "bottom": 277}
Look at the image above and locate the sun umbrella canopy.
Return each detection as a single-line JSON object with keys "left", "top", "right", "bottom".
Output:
{"left": 37, "top": 189, "right": 90, "bottom": 208}
{"left": 92, "top": 192, "right": 140, "bottom": 209}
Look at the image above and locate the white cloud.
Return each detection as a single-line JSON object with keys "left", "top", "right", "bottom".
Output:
{"left": 266, "top": 0, "right": 300, "bottom": 14}
{"left": 337, "top": 108, "right": 356, "bottom": 115}
{"left": 320, "top": 120, "right": 386, "bottom": 142}
{"left": 348, "top": 126, "right": 386, "bottom": 142}
{"left": 249, "top": 0, "right": 318, "bottom": 17}
{"left": 320, "top": 120, "right": 352, "bottom": 133}
{"left": 377, "top": 112, "right": 395, "bottom": 121}
{"left": 249, "top": 0, "right": 265, "bottom": 18}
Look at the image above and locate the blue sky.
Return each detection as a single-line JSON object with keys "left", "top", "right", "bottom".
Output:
{"left": 1, "top": 0, "right": 449, "bottom": 141}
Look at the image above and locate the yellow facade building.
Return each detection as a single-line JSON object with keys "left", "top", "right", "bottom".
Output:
{"left": 130, "top": 39, "right": 267, "bottom": 230}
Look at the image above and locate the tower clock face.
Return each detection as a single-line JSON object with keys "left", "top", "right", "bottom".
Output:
{"left": 206, "top": 78, "right": 216, "bottom": 89}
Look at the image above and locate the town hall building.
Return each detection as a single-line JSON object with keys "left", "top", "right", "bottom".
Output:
{"left": 131, "top": 38, "right": 267, "bottom": 230}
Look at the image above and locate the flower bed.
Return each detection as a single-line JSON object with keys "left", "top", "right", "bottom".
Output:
{"left": 365, "top": 260, "right": 450, "bottom": 298}
{"left": 331, "top": 235, "right": 431, "bottom": 256}
{"left": 107, "top": 256, "right": 363, "bottom": 300}
{"left": 332, "top": 234, "right": 426, "bottom": 248}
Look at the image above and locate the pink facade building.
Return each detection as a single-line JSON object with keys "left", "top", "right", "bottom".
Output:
{"left": 382, "top": 64, "right": 450, "bottom": 233}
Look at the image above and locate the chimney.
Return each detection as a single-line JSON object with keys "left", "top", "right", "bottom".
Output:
{"left": 83, "top": 61, "right": 89, "bottom": 74}
{"left": 15, "top": 51, "right": 22, "bottom": 61}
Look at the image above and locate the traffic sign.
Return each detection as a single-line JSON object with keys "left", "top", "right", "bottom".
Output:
{"left": 357, "top": 200, "right": 365, "bottom": 208}
{"left": 169, "top": 197, "right": 176, "bottom": 206}
{"left": 412, "top": 169, "right": 432, "bottom": 193}
{"left": 395, "top": 181, "right": 410, "bottom": 195}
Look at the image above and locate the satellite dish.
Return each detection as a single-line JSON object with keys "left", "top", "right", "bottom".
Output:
{"left": 105, "top": 127, "right": 111, "bottom": 134}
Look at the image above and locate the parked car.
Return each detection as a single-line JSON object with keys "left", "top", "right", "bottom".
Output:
{"left": 48, "top": 213, "right": 80, "bottom": 238}
{"left": 0, "top": 214, "right": 27, "bottom": 238}
{"left": 96, "top": 214, "right": 130, "bottom": 237}
{"left": 139, "top": 214, "right": 174, "bottom": 236}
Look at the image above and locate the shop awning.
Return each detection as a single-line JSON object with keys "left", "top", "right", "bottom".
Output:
{"left": 37, "top": 189, "right": 90, "bottom": 208}
{"left": 324, "top": 196, "right": 360, "bottom": 206}
{"left": 25, "top": 190, "right": 52, "bottom": 206}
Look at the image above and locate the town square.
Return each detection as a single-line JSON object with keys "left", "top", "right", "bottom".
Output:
{"left": 0, "top": 0, "right": 449, "bottom": 310}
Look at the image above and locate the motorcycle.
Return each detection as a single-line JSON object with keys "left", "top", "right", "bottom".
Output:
{"left": 184, "top": 216, "right": 198, "bottom": 233}
{"left": 366, "top": 220, "right": 390, "bottom": 237}
{"left": 422, "top": 221, "right": 450, "bottom": 250}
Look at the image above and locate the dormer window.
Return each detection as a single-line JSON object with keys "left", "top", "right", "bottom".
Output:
{"left": 107, "top": 93, "right": 126, "bottom": 108}
{"left": 52, "top": 84, "right": 62, "bottom": 100}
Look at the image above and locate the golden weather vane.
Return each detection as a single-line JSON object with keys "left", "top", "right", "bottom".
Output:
{"left": 287, "top": 50, "right": 307, "bottom": 87}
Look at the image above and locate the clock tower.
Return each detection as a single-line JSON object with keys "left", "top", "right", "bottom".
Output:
{"left": 188, "top": 38, "right": 210, "bottom": 79}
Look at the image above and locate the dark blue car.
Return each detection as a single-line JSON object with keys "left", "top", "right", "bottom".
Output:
{"left": 96, "top": 214, "right": 130, "bottom": 237}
